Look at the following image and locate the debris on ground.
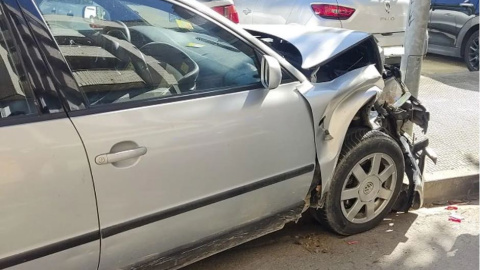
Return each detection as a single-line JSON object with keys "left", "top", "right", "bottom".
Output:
{"left": 347, "top": 241, "right": 359, "bottom": 245}
{"left": 445, "top": 205, "right": 459, "bottom": 210}
{"left": 448, "top": 213, "right": 465, "bottom": 223}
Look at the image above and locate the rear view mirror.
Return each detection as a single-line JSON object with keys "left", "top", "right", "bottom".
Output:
{"left": 261, "top": 55, "right": 282, "bottom": 90}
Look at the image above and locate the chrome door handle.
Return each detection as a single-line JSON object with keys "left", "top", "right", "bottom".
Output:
{"left": 243, "top": 8, "right": 251, "bottom": 15}
{"left": 460, "top": 3, "right": 474, "bottom": 8}
{"left": 95, "top": 147, "right": 147, "bottom": 165}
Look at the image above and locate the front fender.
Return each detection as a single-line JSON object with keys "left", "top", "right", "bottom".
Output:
{"left": 302, "top": 65, "right": 384, "bottom": 205}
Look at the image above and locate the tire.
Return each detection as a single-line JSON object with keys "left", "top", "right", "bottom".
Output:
{"left": 464, "top": 31, "right": 479, "bottom": 72}
{"left": 311, "top": 129, "right": 404, "bottom": 235}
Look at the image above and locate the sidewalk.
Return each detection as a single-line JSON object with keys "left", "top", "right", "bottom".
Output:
{"left": 415, "top": 70, "right": 479, "bottom": 203}
{"left": 186, "top": 202, "right": 479, "bottom": 270}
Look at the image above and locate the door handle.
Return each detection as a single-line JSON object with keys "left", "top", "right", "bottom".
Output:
{"left": 243, "top": 8, "right": 252, "bottom": 15}
{"left": 95, "top": 147, "right": 147, "bottom": 165}
{"left": 460, "top": 2, "right": 474, "bottom": 8}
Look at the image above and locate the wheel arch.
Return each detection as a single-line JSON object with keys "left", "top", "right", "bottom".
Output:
{"left": 314, "top": 89, "right": 380, "bottom": 206}
{"left": 302, "top": 65, "right": 385, "bottom": 208}
{"left": 459, "top": 18, "right": 479, "bottom": 57}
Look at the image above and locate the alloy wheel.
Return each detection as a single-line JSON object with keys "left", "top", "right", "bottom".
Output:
{"left": 468, "top": 36, "right": 479, "bottom": 71}
{"left": 340, "top": 153, "right": 397, "bottom": 224}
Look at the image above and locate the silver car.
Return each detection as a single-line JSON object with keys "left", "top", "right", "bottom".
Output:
{"left": 0, "top": 0, "right": 432, "bottom": 269}
{"left": 235, "top": 0, "right": 410, "bottom": 64}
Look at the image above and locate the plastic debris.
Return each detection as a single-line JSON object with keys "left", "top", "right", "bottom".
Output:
{"left": 445, "top": 205, "right": 458, "bottom": 210}
{"left": 448, "top": 213, "right": 465, "bottom": 223}
{"left": 448, "top": 217, "right": 462, "bottom": 223}
{"left": 347, "top": 241, "right": 359, "bottom": 245}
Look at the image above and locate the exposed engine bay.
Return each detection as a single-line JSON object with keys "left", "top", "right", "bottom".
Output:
{"left": 248, "top": 30, "right": 381, "bottom": 83}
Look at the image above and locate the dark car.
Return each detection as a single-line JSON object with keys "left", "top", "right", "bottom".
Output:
{"left": 428, "top": 0, "right": 479, "bottom": 71}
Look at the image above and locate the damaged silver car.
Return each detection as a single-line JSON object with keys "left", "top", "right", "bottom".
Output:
{"left": 0, "top": 0, "right": 434, "bottom": 269}
{"left": 245, "top": 24, "right": 436, "bottom": 232}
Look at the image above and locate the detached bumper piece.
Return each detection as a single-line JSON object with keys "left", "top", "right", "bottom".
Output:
{"left": 378, "top": 65, "right": 437, "bottom": 212}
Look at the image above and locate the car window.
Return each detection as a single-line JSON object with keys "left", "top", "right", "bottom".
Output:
{"left": 37, "top": 0, "right": 261, "bottom": 107}
{"left": 0, "top": 14, "right": 37, "bottom": 119}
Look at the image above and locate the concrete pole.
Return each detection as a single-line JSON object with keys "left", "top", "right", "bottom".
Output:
{"left": 400, "top": 0, "right": 431, "bottom": 98}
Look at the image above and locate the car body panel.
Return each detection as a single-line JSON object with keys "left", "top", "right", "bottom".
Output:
{"left": 243, "top": 24, "right": 371, "bottom": 69}
{"left": 428, "top": 0, "right": 479, "bottom": 57}
{"left": 0, "top": 119, "right": 100, "bottom": 270}
{"left": 71, "top": 82, "right": 316, "bottom": 270}
{"left": 303, "top": 65, "right": 384, "bottom": 200}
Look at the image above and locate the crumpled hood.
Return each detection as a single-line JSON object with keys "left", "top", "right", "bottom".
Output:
{"left": 243, "top": 24, "right": 372, "bottom": 69}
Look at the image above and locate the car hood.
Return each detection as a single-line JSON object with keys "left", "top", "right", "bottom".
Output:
{"left": 243, "top": 24, "right": 372, "bottom": 69}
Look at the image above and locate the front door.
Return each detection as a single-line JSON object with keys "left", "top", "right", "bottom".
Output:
{"left": 37, "top": 0, "right": 317, "bottom": 268}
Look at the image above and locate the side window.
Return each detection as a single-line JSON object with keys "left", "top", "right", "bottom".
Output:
{"left": 38, "top": 0, "right": 261, "bottom": 107}
{"left": 0, "top": 10, "right": 37, "bottom": 119}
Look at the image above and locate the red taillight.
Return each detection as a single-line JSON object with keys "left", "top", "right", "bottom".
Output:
{"left": 311, "top": 4, "right": 355, "bottom": 20}
{"left": 212, "top": 5, "right": 239, "bottom": 23}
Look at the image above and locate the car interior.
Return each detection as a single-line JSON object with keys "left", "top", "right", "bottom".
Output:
{"left": 34, "top": 0, "right": 260, "bottom": 106}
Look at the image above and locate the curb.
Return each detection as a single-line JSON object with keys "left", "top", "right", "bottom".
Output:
{"left": 424, "top": 169, "right": 479, "bottom": 205}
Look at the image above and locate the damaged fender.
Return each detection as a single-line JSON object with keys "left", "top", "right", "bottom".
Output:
{"left": 298, "top": 65, "right": 385, "bottom": 207}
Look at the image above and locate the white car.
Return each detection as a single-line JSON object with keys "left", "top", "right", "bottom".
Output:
{"left": 235, "top": 0, "right": 409, "bottom": 64}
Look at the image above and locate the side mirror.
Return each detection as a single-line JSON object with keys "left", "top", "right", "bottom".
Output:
{"left": 261, "top": 55, "right": 282, "bottom": 90}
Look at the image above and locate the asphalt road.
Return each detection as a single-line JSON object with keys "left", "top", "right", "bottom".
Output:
{"left": 184, "top": 55, "right": 479, "bottom": 270}
{"left": 185, "top": 202, "right": 479, "bottom": 270}
{"left": 422, "top": 54, "right": 469, "bottom": 75}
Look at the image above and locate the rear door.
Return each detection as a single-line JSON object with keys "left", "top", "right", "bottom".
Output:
{"left": 338, "top": 0, "right": 409, "bottom": 47}
{"left": 0, "top": 0, "right": 99, "bottom": 269}
{"left": 35, "top": 0, "right": 317, "bottom": 268}
{"left": 429, "top": 0, "right": 467, "bottom": 47}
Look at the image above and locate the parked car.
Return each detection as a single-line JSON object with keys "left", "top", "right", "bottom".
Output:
{"left": 198, "top": 0, "right": 240, "bottom": 23}
{"left": 234, "top": 0, "right": 410, "bottom": 65}
{"left": 428, "top": 0, "right": 479, "bottom": 71}
{"left": 0, "top": 0, "right": 432, "bottom": 269}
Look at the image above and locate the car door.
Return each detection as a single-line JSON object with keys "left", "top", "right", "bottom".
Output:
{"left": 429, "top": 0, "right": 477, "bottom": 47}
{"left": 453, "top": 0, "right": 479, "bottom": 37}
{"left": 0, "top": 0, "right": 99, "bottom": 269}
{"left": 34, "top": 0, "right": 317, "bottom": 268}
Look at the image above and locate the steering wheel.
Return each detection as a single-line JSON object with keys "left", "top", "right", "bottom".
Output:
{"left": 103, "top": 20, "right": 131, "bottom": 43}
{"left": 140, "top": 42, "right": 199, "bottom": 93}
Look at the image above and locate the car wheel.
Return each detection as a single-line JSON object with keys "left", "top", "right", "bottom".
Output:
{"left": 464, "top": 31, "right": 479, "bottom": 71}
{"left": 311, "top": 129, "right": 404, "bottom": 235}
